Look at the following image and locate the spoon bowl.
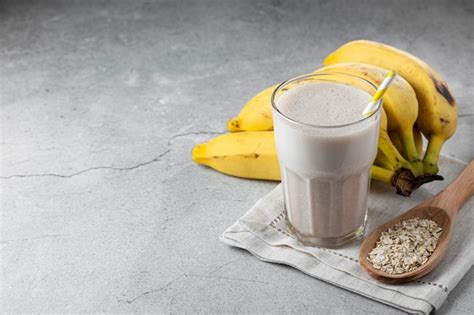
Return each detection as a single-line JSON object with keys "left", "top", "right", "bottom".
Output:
{"left": 359, "top": 160, "right": 473, "bottom": 283}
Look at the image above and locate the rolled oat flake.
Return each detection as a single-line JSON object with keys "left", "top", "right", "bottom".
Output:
{"left": 367, "top": 217, "right": 443, "bottom": 274}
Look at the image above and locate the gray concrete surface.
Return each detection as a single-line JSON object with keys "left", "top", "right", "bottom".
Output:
{"left": 1, "top": 0, "right": 473, "bottom": 313}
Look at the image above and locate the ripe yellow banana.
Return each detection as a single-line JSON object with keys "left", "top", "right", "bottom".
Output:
{"left": 390, "top": 125, "right": 423, "bottom": 158}
{"left": 324, "top": 40, "right": 457, "bottom": 174}
{"left": 227, "top": 85, "right": 277, "bottom": 132}
{"left": 192, "top": 131, "right": 280, "bottom": 180}
{"left": 315, "top": 62, "right": 423, "bottom": 176}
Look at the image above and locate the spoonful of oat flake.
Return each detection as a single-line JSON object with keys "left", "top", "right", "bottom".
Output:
{"left": 367, "top": 217, "right": 442, "bottom": 275}
{"left": 359, "top": 160, "right": 474, "bottom": 283}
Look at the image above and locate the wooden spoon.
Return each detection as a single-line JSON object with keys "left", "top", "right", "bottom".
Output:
{"left": 359, "top": 160, "right": 474, "bottom": 284}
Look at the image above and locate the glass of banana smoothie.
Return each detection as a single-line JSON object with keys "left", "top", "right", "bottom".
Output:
{"left": 271, "top": 73, "right": 382, "bottom": 248}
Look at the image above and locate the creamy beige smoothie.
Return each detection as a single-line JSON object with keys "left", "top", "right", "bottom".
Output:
{"left": 272, "top": 75, "right": 381, "bottom": 248}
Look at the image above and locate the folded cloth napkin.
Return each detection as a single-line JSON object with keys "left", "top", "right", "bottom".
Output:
{"left": 221, "top": 156, "right": 473, "bottom": 314}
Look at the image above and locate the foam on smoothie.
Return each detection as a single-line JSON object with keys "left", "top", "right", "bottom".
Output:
{"left": 277, "top": 82, "right": 371, "bottom": 126}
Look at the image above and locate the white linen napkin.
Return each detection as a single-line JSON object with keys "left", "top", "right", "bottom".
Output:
{"left": 220, "top": 156, "right": 473, "bottom": 314}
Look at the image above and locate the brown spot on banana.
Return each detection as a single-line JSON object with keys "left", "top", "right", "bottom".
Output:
{"left": 430, "top": 75, "right": 455, "bottom": 106}
{"left": 439, "top": 117, "right": 450, "bottom": 125}
{"left": 240, "top": 154, "right": 259, "bottom": 159}
{"left": 232, "top": 121, "right": 239, "bottom": 128}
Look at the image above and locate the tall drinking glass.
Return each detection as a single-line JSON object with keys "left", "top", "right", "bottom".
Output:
{"left": 271, "top": 73, "right": 382, "bottom": 248}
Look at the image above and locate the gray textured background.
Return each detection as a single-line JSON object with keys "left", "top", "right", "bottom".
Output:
{"left": 1, "top": 0, "right": 473, "bottom": 313}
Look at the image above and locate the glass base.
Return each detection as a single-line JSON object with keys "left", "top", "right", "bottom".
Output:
{"left": 288, "top": 223, "right": 366, "bottom": 249}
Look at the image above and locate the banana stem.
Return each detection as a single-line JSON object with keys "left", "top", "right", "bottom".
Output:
{"left": 399, "top": 128, "right": 424, "bottom": 176}
{"left": 423, "top": 135, "right": 444, "bottom": 175}
{"left": 371, "top": 165, "right": 443, "bottom": 196}
{"left": 378, "top": 134, "right": 418, "bottom": 175}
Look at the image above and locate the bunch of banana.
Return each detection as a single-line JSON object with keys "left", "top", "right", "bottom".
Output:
{"left": 191, "top": 130, "right": 416, "bottom": 195}
{"left": 314, "top": 63, "right": 424, "bottom": 176}
{"left": 195, "top": 116, "right": 423, "bottom": 196}
{"left": 192, "top": 40, "right": 456, "bottom": 196}
{"left": 324, "top": 40, "right": 457, "bottom": 175}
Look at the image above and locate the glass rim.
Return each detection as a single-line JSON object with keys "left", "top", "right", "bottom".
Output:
{"left": 271, "top": 72, "right": 383, "bottom": 129}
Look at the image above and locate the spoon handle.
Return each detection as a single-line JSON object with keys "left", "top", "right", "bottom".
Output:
{"left": 428, "top": 160, "right": 474, "bottom": 219}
